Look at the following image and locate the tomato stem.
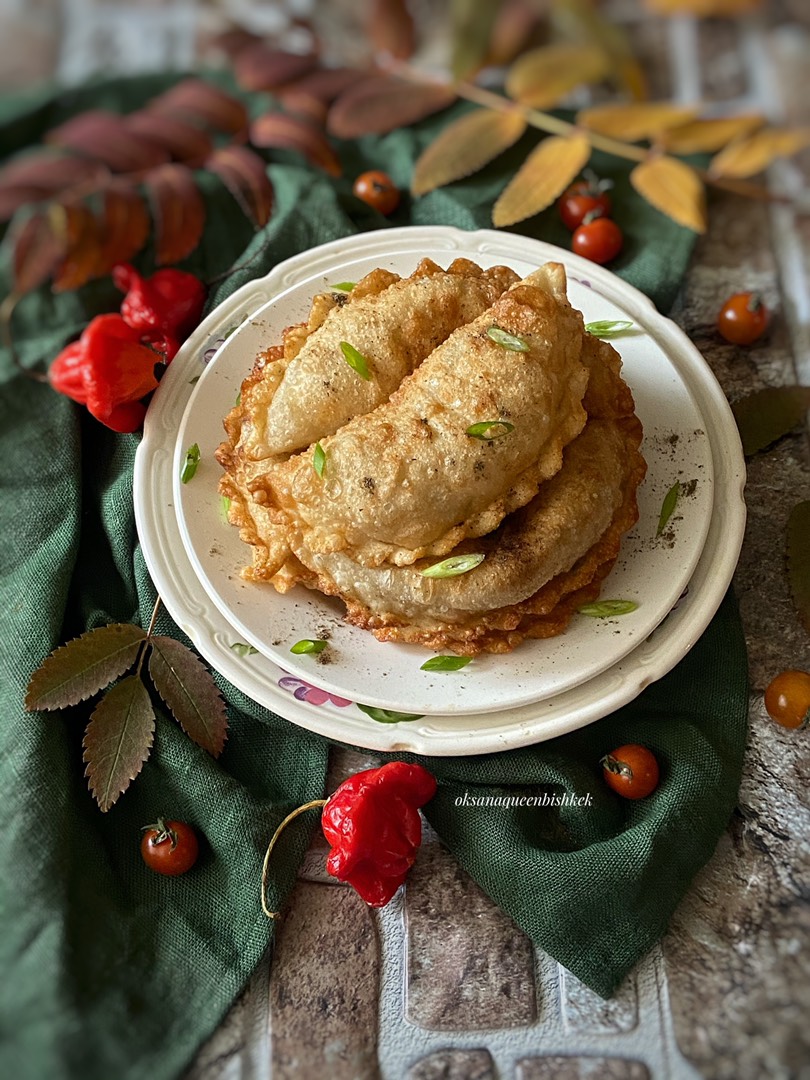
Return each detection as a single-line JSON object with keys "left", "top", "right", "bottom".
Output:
{"left": 261, "top": 799, "right": 328, "bottom": 919}
{"left": 600, "top": 753, "right": 633, "bottom": 779}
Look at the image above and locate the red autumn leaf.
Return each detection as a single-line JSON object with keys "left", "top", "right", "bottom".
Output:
{"left": 11, "top": 211, "right": 64, "bottom": 295}
{"left": 0, "top": 153, "right": 109, "bottom": 222}
{"left": 82, "top": 675, "right": 155, "bottom": 812}
{"left": 46, "top": 110, "right": 170, "bottom": 173}
{"left": 327, "top": 76, "right": 456, "bottom": 138}
{"left": 277, "top": 67, "right": 367, "bottom": 105}
{"left": 368, "top": 0, "right": 415, "bottom": 60}
{"left": 148, "top": 78, "right": 249, "bottom": 137}
{"left": 250, "top": 112, "right": 342, "bottom": 176}
{"left": 144, "top": 163, "right": 206, "bottom": 265}
{"left": 206, "top": 145, "right": 274, "bottom": 228}
{"left": 274, "top": 91, "right": 328, "bottom": 127}
{"left": 205, "top": 26, "right": 264, "bottom": 61}
{"left": 148, "top": 636, "right": 228, "bottom": 757}
{"left": 125, "top": 111, "right": 213, "bottom": 167}
{"left": 95, "top": 181, "right": 151, "bottom": 275}
{"left": 234, "top": 44, "right": 320, "bottom": 92}
{"left": 25, "top": 623, "right": 147, "bottom": 711}
{"left": 51, "top": 201, "right": 103, "bottom": 293}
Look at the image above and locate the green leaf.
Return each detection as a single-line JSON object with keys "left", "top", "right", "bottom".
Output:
{"left": 313, "top": 442, "right": 327, "bottom": 478}
{"left": 466, "top": 420, "right": 515, "bottom": 440}
{"left": 230, "top": 641, "right": 258, "bottom": 656}
{"left": 330, "top": 281, "right": 355, "bottom": 292}
{"left": 339, "top": 340, "right": 372, "bottom": 380}
{"left": 148, "top": 636, "right": 228, "bottom": 757}
{"left": 82, "top": 675, "right": 155, "bottom": 812}
{"left": 420, "top": 553, "right": 485, "bottom": 578}
{"left": 290, "top": 639, "right": 328, "bottom": 655}
{"left": 585, "top": 320, "right": 635, "bottom": 338}
{"left": 578, "top": 599, "right": 639, "bottom": 617}
{"left": 657, "top": 481, "right": 680, "bottom": 536}
{"left": 420, "top": 655, "right": 473, "bottom": 672}
{"left": 25, "top": 624, "right": 146, "bottom": 711}
{"left": 487, "top": 325, "right": 529, "bottom": 351}
{"left": 787, "top": 500, "right": 810, "bottom": 634}
{"left": 357, "top": 704, "right": 424, "bottom": 723}
{"left": 181, "top": 443, "right": 200, "bottom": 483}
{"left": 731, "top": 386, "right": 810, "bottom": 456}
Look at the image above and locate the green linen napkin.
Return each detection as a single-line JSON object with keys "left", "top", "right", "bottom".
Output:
{"left": 0, "top": 76, "right": 748, "bottom": 1080}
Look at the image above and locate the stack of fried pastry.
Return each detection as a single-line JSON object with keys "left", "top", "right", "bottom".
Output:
{"left": 217, "top": 257, "right": 646, "bottom": 655}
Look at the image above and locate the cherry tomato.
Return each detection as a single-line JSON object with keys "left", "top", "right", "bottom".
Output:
{"left": 717, "top": 291, "right": 770, "bottom": 345}
{"left": 572, "top": 216, "right": 623, "bottom": 265}
{"left": 601, "top": 744, "right": 660, "bottom": 800}
{"left": 558, "top": 177, "right": 613, "bottom": 231}
{"left": 141, "top": 818, "right": 199, "bottom": 876}
{"left": 764, "top": 669, "right": 810, "bottom": 730}
{"left": 352, "top": 170, "right": 400, "bottom": 215}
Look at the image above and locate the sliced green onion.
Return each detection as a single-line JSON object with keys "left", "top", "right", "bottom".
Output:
{"left": 487, "top": 325, "right": 529, "bottom": 352}
{"left": 290, "top": 639, "right": 328, "bottom": 655}
{"left": 420, "top": 553, "right": 485, "bottom": 578}
{"left": 313, "top": 442, "right": 327, "bottom": 478}
{"left": 585, "top": 320, "right": 635, "bottom": 338}
{"left": 657, "top": 481, "right": 680, "bottom": 536}
{"left": 420, "top": 655, "right": 473, "bottom": 672}
{"left": 230, "top": 642, "right": 258, "bottom": 656}
{"left": 331, "top": 281, "right": 356, "bottom": 292}
{"left": 220, "top": 495, "right": 231, "bottom": 520}
{"left": 234, "top": 390, "right": 242, "bottom": 407}
{"left": 466, "top": 420, "right": 515, "bottom": 440}
{"left": 188, "top": 375, "right": 200, "bottom": 385}
{"left": 578, "top": 600, "right": 639, "bottom": 617}
{"left": 340, "top": 341, "right": 372, "bottom": 380}
{"left": 357, "top": 704, "right": 424, "bottom": 723}
{"left": 181, "top": 443, "right": 200, "bottom": 484}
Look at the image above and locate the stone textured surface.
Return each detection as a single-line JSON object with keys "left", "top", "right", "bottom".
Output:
{"left": 406, "top": 1049, "right": 496, "bottom": 1080}
{"left": 560, "top": 967, "right": 639, "bottom": 1035}
{"left": 404, "top": 840, "right": 537, "bottom": 1031}
{"left": 516, "top": 1057, "right": 650, "bottom": 1080}
{"left": 268, "top": 881, "right": 381, "bottom": 1080}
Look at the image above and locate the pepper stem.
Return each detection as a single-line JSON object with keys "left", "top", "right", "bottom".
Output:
{"left": 261, "top": 799, "right": 328, "bottom": 919}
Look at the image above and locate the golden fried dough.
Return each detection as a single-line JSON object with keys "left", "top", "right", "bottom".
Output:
{"left": 261, "top": 263, "right": 589, "bottom": 568}
{"left": 236, "top": 257, "right": 519, "bottom": 461}
{"left": 279, "top": 331, "right": 646, "bottom": 654}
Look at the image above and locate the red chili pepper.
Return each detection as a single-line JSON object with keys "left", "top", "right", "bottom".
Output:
{"left": 321, "top": 761, "right": 437, "bottom": 906}
{"left": 49, "top": 314, "right": 161, "bottom": 433}
{"left": 113, "top": 263, "right": 206, "bottom": 341}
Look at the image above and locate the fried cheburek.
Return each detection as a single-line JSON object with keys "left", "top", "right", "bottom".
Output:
{"left": 218, "top": 260, "right": 646, "bottom": 656}
{"left": 218, "top": 256, "right": 519, "bottom": 577}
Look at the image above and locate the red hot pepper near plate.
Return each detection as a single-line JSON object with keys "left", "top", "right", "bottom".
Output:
{"left": 49, "top": 313, "right": 162, "bottom": 433}
{"left": 113, "top": 262, "right": 207, "bottom": 358}
{"left": 321, "top": 762, "right": 437, "bottom": 906}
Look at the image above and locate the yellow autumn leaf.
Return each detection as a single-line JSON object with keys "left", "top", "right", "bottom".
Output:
{"left": 708, "top": 127, "right": 810, "bottom": 179}
{"left": 411, "top": 109, "right": 528, "bottom": 197}
{"left": 577, "top": 102, "right": 699, "bottom": 142}
{"left": 643, "top": 0, "right": 762, "bottom": 14}
{"left": 631, "top": 156, "right": 707, "bottom": 233}
{"left": 505, "top": 43, "right": 610, "bottom": 109}
{"left": 493, "top": 132, "right": 591, "bottom": 228}
{"left": 663, "top": 115, "right": 764, "bottom": 154}
{"left": 550, "top": 0, "right": 648, "bottom": 101}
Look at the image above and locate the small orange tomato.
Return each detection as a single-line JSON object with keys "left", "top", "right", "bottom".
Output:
{"left": 601, "top": 744, "right": 660, "bottom": 800}
{"left": 141, "top": 818, "right": 199, "bottom": 876}
{"left": 764, "top": 669, "right": 810, "bottom": 730}
{"left": 717, "top": 292, "right": 770, "bottom": 345}
{"left": 352, "top": 170, "right": 400, "bottom": 215}
{"left": 572, "top": 215, "right": 623, "bottom": 265}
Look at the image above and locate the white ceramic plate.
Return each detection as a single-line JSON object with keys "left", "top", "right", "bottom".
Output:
{"left": 134, "top": 227, "right": 746, "bottom": 754}
{"left": 170, "top": 231, "right": 713, "bottom": 715}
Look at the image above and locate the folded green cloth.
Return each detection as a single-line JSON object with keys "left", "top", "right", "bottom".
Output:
{"left": 0, "top": 77, "right": 747, "bottom": 1080}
